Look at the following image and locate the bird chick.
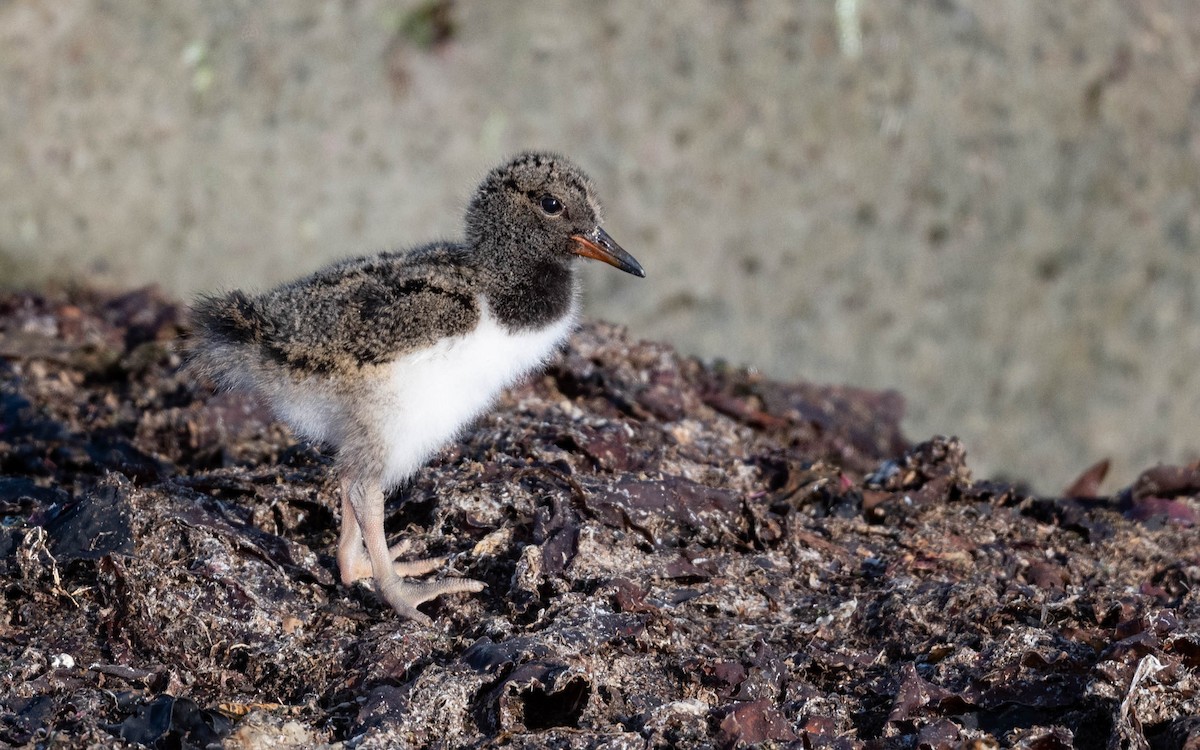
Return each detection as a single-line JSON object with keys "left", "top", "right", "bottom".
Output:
{"left": 188, "top": 153, "right": 645, "bottom": 623}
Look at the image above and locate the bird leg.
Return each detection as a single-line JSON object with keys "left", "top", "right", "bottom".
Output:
{"left": 337, "top": 492, "right": 445, "bottom": 583}
{"left": 338, "top": 529, "right": 450, "bottom": 582}
{"left": 337, "top": 490, "right": 369, "bottom": 585}
{"left": 338, "top": 476, "right": 484, "bottom": 623}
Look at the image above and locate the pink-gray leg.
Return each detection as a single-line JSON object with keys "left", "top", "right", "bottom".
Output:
{"left": 339, "top": 475, "right": 484, "bottom": 623}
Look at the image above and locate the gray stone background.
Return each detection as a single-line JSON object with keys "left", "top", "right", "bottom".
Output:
{"left": 2, "top": 1, "right": 1197, "bottom": 493}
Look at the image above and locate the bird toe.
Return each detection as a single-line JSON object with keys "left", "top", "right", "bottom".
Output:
{"left": 378, "top": 576, "right": 486, "bottom": 623}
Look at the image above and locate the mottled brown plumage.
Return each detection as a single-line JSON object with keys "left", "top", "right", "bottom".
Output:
{"left": 188, "top": 153, "right": 644, "bottom": 623}
{"left": 192, "top": 245, "right": 480, "bottom": 376}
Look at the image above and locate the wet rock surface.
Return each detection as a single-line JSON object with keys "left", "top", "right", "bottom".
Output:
{"left": 0, "top": 286, "right": 1197, "bottom": 749}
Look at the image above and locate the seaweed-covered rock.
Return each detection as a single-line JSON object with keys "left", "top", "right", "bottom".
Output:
{"left": 0, "top": 287, "right": 1197, "bottom": 748}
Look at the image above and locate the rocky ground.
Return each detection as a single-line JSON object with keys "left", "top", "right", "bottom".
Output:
{"left": 0, "top": 286, "right": 1197, "bottom": 749}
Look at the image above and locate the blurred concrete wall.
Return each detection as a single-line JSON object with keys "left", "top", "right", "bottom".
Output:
{"left": 2, "top": 0, "right": 1197, "bottom": 492}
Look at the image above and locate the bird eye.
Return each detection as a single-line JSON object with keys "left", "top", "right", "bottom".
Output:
{"left": 539, "top": 195, "right": 563, "bottom": 215}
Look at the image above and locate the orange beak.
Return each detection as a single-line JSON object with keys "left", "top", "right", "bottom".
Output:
{"left": 570, "top": 227, "right": 646, "bottom": 278}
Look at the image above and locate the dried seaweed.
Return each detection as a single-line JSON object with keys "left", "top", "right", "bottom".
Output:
{"left": 0, "top": 287, "right": 1197, "bottom": 748}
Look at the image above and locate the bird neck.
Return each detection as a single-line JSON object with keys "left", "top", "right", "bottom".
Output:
{"left": 477, "top": 242, "right": 577, "bottom": 331}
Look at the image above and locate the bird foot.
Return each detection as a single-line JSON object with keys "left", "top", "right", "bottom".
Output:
{"left": 340, "top": 552, "right": 452, "bottom": 585}
{"left": 338, "top": 547, "right": 484, "bottom": 623}
{"left": 377, "top": 575, "right": 486, "bottom": 625}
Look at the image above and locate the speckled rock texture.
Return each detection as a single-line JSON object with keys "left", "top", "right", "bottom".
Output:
{"left": 1, "top": 287, "right": 1198, "bottom": 749}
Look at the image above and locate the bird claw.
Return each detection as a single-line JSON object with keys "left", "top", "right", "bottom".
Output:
{"left": 390, "top": 554, "right": 448, "bottom": 578}
{"left": 377, "top": 576, "right": 486, "bottom": 624}
{"left": 340, "top": 551, "right": 453, "bottom": 585}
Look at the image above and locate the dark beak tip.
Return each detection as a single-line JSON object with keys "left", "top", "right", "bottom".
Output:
{"left": 596, "top": 228, "right": 646, "bottom": 279}
{"left": 615, "top": 257, "right": 646, "bottom": 278}
{"left": 572, "top": 228, "right": 646, "bottom": 278}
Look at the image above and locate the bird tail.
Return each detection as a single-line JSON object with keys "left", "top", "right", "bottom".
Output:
{"left": 184, "top": 291, "right": 268, "bottom": 388}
